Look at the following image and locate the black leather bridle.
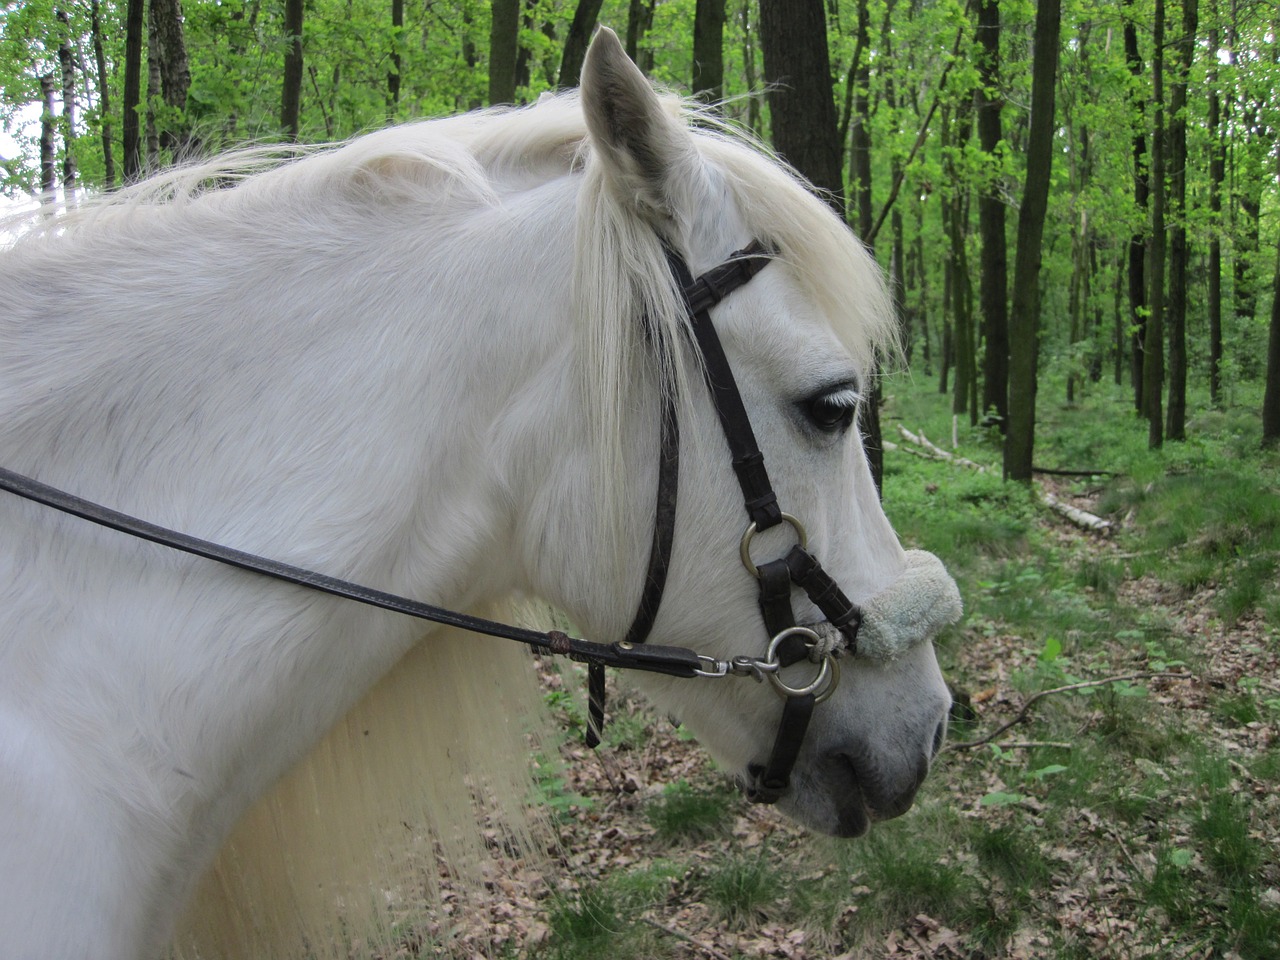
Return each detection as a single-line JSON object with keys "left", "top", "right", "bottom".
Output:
{"left": 0, "top": 240, "right": 864, "bottom": 805}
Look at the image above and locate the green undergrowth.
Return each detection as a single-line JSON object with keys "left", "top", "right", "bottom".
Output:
{"left": 524, "top": 372, "right": 1279, "bottom": 959}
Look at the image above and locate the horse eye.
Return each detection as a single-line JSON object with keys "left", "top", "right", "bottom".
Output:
{"left": 803, "top": 387, "right": 859, "bottom": 433}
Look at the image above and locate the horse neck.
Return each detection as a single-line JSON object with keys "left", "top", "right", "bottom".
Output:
{"left": 0, "top": 175, "right": 582, "bottom": 861}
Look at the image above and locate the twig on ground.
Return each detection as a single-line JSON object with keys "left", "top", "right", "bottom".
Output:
{"left": 639, "top": 916, "right": 734, "bottom": 960}
{"left": 946, "top": 672, "right": 1195, "bottom": 751}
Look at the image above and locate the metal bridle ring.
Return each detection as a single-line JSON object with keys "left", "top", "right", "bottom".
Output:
{"left": 739, "top": 513, "right": 808, "bottom": 578}
{"left": 765, "top": 627, "right": 840, "bottom": 703}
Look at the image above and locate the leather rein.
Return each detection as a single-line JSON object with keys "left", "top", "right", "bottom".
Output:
{"left": 0, "top": 240, "right": 863, "bottom": 805}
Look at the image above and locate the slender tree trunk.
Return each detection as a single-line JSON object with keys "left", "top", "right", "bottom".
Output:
{"left": 692, "top": 0, "right": 726, "bottom": 102}
{"left": 625, "top": 0, "right": 657, "bottom": 73}
{"left": 90, "top": 0, "right": 116, "bottom": 189}
{"left": 146, "top": 9, "right": 161, "bottom": 168}
{"left": 281, "top": 0, "right": 304, "bottom": 139}
{"left": 849, "top": 0, "right": 872, "bottom": 235}
{"left": 388, "top": 0, "right": 404, "bottom": 116}
{"left": 739, "top": 0, "right": 761, "bottom": 134}
{"left": 1144, "top": 0, "right": 1167, "bottom": 449}
{"left": 976, "top": 0, "right": 1008, "bottom": 429}
{"left": 1208, "top": 17, "right": 1224, "bottom": 406}
{"left": 1123, "top": 4, "right": 1149, "bottom": 412}
{"left": 122, "top": 0, "right": 145, "bottom": 182}
{"left": 55, "top": 9, "right": 77, "bottom": 202}
{"left": 1004, "top": 0, "right": 1060, "bottom": 482}
{"left": 1263, "top": 171, "right": 1280, "bottom": 445}
{"left": 558, "top": 0, "right": 605, "bottom": 89}
{"left": 1166, "top": 0, "right": 1197, "bottom": 442}
{"left": 489, "top": 0, "right": 519, "bottom": 104}
{"left": 39, "top": 74, "right": 58, "bottom": 207}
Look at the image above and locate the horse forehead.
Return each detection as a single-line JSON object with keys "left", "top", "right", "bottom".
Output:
{"left": 722, "top": 273, "right": 852, "bottom": 376}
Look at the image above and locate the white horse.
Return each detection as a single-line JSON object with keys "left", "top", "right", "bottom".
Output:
{"left": 0, "top": 29, "right": 959, "bottom": 960}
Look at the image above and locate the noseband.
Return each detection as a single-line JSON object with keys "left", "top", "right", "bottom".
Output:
{"left": 0, "top": 241, "right": 864, "bottom": 807}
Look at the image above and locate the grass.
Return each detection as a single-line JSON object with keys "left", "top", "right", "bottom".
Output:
{"left": 446, "top": 372, "right": 1280, "bottom": 959}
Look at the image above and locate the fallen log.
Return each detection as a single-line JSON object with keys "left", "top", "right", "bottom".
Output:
{"left": 895, "top": 426, "right": 1113, "bottom": 535}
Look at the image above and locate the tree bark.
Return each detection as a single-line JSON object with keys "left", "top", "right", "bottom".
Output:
{"left": 39, "top": 74, "right": 57, "bottom": 207}
{"left": 56, "top": 9, "right": 77, "bottom": 201}
{"left": 122, "top": 0, "right": 145, "bottom": 181}
{"left": 1208, "top": 16, "right": 1224, "bottom": 406}
{"left": 1004, "top": 0, "right": 1060, "bottom": 482}
{"left": 975, "top": 0, "right": 1008, "bottom": 429}
{"left": 281, "top": 0, "right": 304, "bottom": 139}
{"left": 1263, "top": 176, "right": 1280, "bottom": 445}
{"left": 150, "top": 0, "right": 194, "bottom": 159}
{"left": 625, "top": 0, "right": 656, "bottom": 73}
{"left": 1165, "top": 0, "right": 1198, "bottom": 442}
{"left": 489, "top": 0, "right": 520, "bottom": 104}
{"left": 692, "top": 0, "right": 726, "bottom": 102}
{"left": 849, "top": 0, "right": 872, "bottom": 235}
{"left": 759, "top": 0, "right": 845, "bottom": 209}
{"left": 90, "top": 0, "right": 116, "bottom": 189}
{"left": 388, "top": 0, "right": 404, "bottom": 116}
{"left": 1144, "top": 0, "right": 1166, "bottom": 449}
{"left": 1123, "top": 4, "right": 1148, "bottom": 413}
{"left": 558, "top": 0, "right": 605, "bottom": 89}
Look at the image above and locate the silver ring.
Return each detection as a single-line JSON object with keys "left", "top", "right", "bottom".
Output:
{"left": 739, "top": 513, "right": 808, "bottom": 578}
{"left": 765, "top": 626, "right": 840, "bottom": 703}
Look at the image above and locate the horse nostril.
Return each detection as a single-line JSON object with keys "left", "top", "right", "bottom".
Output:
{"left": 930, "top": 718, "right": 947, "bottom": 758}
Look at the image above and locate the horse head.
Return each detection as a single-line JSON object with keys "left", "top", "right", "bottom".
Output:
{"left": 524, "top": 29, "right": 960, "bottom": 837}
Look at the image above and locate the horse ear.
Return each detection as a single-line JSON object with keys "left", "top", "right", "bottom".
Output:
{"left": 580, "top": 27, "right": 697, "bottom": 220}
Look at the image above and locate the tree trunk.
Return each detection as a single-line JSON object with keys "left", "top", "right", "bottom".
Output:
{"left": 1166, "top": 0, "right": 1197, "bottom": 442}
{"left": 558, "top": 0, "right": 605, "bottom": 89}
{"left": 1263, "top": 174, "right": 1280, "bottom": 445}
{"left": 39, "top": 74, "right": 57, "bottom": 207}
{"left": 1004, "top": 0, "right": 1060, "bottom": 482}
{"left": 761, "top": 0, "right": 878, "bottom": 492}
{"left": 90, "top": 0, "right": 116, "bottom": 189}
{"left": 150, "top": 0, "right": 195, "bottom": 159}
{"left": 489, "top": 0, "right": 519, "bottom": 104}
{"left": 692, "top": 0, "right": 726, "bottom": 102}
{"left": 122, "top": 0, "right": 145, "bottom": 182}
{"left": 848, "top": 0, "right": 872, "bottom": 235}
{"left": 759, "top": 0, "right": 845, "bottom": 209}
{"left": 388, "top": 0, "right": 404, "bottom": 116}
{"left": 1123, "top": 4, "right": 1148, "bottom": 413}
{"left": 945, "top": 100, "right": 976, "bottom": 427}
{"left": 625, "top": 0, "right": 657, "bottom": 74}
{"left": 976, "top": 0, "right": 1008, "bottom": 429}
{"left": 56, "top": 9, "right": 77, "bottom": 202}
{"left": 1208, "top": 17, "right": 1224, "bottom": 405}
{"left": 1144, "top": 0, "right": 1166, "bottom": 449}
{"left": 739, "top": 0, "right": 761, "bottom": 135}
{"left": 281, "top": 0, "right": 304, "bottom": 139}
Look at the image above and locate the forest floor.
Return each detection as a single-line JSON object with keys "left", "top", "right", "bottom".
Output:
{"left": 369, "top": 381, "right": 1280, "bottom": 960}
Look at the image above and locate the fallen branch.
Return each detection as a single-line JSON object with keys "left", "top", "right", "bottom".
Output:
{"left": 1041, "top": 491, "right": 1113, "bottom": 535}
{"left": 945, "top": 672, "right": 1195, "bottom": 751}
{"left": 640, "top": 916, "right": 734, "bottom": 960}
{"left": 895, "top": 426, "right": 1114, "bottom": 535}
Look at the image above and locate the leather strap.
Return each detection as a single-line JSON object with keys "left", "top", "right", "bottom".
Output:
{"left": 0, "top": 466, "right": 706, "bottom": 679}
